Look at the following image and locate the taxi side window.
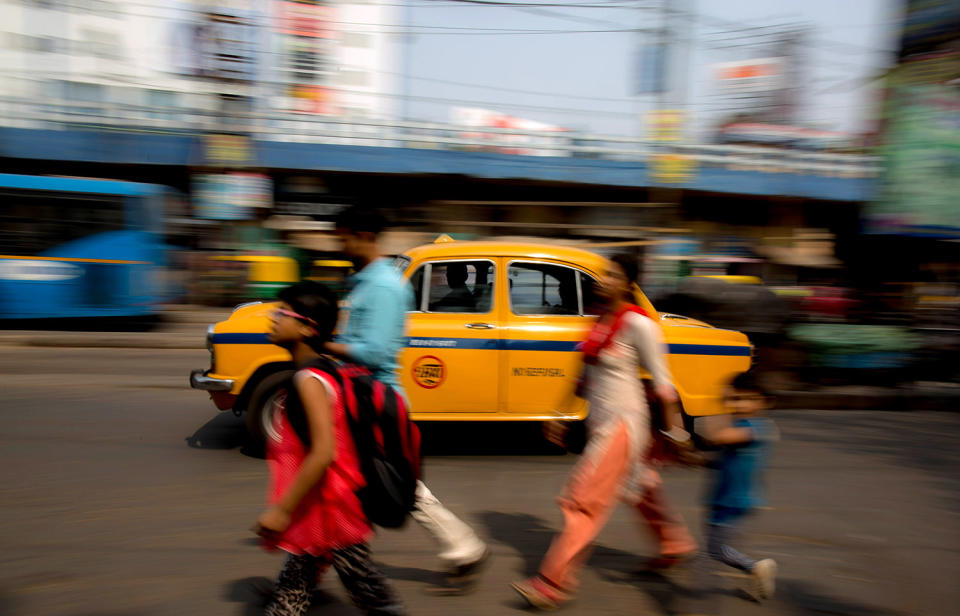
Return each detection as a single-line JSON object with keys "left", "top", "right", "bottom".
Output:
{"left": 426, "top": 261, "right": 495, "bottom": 313}
{"left": 509, "top": 263, "right": 581, "bottom": 316}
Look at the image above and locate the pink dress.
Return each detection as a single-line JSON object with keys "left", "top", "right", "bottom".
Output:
{"left": 263, "top": 367, "right": 372, "bottom": 556}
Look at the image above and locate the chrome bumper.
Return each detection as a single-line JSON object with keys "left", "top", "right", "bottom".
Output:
{"left": 190, "top": 369, "right": 234, "bottom": 392}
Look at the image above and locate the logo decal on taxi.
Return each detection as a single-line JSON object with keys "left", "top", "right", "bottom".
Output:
{"left": 512, "top": 367, "right": 566, "bottom": 377}
{"left": 412, "top": 355, "right": 446, "bottom": 389}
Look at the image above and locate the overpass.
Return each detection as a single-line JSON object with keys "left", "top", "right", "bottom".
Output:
{"left": 0, "top": 97, "right": 878, "bottom": 203}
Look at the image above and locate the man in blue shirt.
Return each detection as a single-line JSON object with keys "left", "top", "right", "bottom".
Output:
{"left": 323, "top": 204, "right": 489, "bottom": 594}
{"left": 327, "top": 254, "right": 412, "bottom": 388}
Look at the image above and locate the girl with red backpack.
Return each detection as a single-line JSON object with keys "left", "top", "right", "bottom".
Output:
{"left": 253, "top": 281, "right": 405, "bottom": 616}
{"left": 512, "top": 254, "right": 698, "bottom": 610}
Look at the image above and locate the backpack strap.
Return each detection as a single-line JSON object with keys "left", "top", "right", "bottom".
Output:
{"left": 286, "top": 357, "right": 345, "bottom": 448}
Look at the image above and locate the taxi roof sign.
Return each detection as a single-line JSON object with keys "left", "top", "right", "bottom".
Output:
{"left": 434, "top": 234, "right": 456, "bottom": 244}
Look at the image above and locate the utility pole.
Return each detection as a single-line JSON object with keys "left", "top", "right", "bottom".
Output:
{"left": 674, "top": 0, "right": 694, "bottom": 140}
{"left": 400, "top": 0, "right": 413, "bottom": 122}
{"left": 656, "top": 0, "right": 671, "bottom": 114}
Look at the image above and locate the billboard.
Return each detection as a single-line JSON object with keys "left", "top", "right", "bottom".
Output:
{"left": 193, "top": 173, "right": 273, "bottom": 220}
{"left": 713, "top": 57, "right": 783, "bottom": 93}
{"left": 451, "top": 107, "right": 570, "bottom": 157}
{"left": 717, "top": 123, "right": 853, "bottom": 151}
{"left": 170, "top": 4, "right": 260, "bottom": 81}
{"left": 867, "top": 52, "right": 960, "bottom": 237}
{"left": 275, "top": 0, "right": 336, "bottom": 114}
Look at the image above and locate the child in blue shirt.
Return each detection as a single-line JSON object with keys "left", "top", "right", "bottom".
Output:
{"left": 702, "top": 371, "right": 779, "bottom": 600}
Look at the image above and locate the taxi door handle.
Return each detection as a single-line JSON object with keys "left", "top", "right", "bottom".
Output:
{"left": 465, "top": 322, "right": 495, "bottom": 330}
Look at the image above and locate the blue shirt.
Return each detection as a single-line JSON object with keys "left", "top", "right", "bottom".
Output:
{"left": 340, "top": 257, "right": 413, "bottom": 388}
{"left": 708, "top": 416, "right": 777, "bottom": 511}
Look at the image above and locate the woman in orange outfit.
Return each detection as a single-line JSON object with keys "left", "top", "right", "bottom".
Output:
{"left": 512, "top": 254, "right": 697, "bottom": 610}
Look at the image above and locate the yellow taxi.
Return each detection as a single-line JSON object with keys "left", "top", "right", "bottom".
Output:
{"left": 190, "top": 239, "right": 752, "bottom": 445}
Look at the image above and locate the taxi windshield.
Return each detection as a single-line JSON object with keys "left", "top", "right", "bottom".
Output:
{"left": 393, "top": 255, "right": 412, "bottom": 274}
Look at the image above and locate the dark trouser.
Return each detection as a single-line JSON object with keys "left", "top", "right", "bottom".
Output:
{"left": 682, "top": 506, "right": 758, "bottom": 613}
{"left": 705, "top": 506, "right": 757, "bottom": 572}
{"left": 266, "top": 543, "right": 405, "bottom": 616}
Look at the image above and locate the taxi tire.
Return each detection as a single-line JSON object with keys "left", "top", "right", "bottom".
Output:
{"left": 244, "top": 369, "right": 295, "bottom": 455}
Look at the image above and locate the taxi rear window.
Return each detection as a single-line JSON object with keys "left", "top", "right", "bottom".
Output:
{"left": 509, "top": 262, "right": 581, "bottom": 316}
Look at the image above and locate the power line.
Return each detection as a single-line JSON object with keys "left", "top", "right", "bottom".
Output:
{"left": 415, "top": 0, "right": 647, "bottom": 7}
{"left": 508, "top": 4, "right": 652, "bottom": 29}
{"left": 379, "top": 70, "right": 639, "bottom": 102}
{"left": 0, "top": 69, "right": 639, "bottom": 118}
{"left": 348, "top": 25, "right": 645, "bottom": 34}
{"left": 36, "top": 0, "right": 896, "bottom": 53}
{"left": 336, "top": 21, "right": 631, "bottom": 32}
{"left": 17, "top": 3, "right": 649, "bottom": 36}
{"left": 686, "top": 10, "right": 895, "bottom": 55}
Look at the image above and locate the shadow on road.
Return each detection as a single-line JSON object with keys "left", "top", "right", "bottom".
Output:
{"left": 480, "top": 510, "right": 700, "bottom": 615}
{"left": 778, "top": 579, "right": 909, "bottom": 616}
{"left": 186, "top": 412, "right": 246, "bottom": 450}
{"left": 225, "top": 576, "right": 354, "bottom": 616}
{"left": 420, "top": 423, "right": 566, "bottom": 457}
{"left": 186, "top": 416, "right": 566, "bottom": 459}
{"left": 595, "top": 566, "right": 697, "bottom": 615}
{"left": 186, "top": 412, "right": 265, "bottom": 458}
{"left": 0, "top": 592, "right": 19, "bottom": 616}
{"left": 478, "top": 510, "right": 903, "bottom": 616}
{"left": 377, "top": 564, "right": 444, "bottom": 587}
{"left": 478, "top": 511, "right": 556, "bottom": 578}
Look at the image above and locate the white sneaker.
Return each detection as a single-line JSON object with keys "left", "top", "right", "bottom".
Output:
{"left": 752, "top": 559, "right": 777, "bottom": 599}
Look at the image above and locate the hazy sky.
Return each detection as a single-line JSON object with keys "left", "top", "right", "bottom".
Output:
{"left": 395, "top": 0, "right": 903, "bottom": 139}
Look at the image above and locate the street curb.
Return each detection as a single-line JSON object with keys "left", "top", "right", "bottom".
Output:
{"left": 0, "top": 334, "right": 202, "bottom": 350}
{"left": 774, "top": 389, "right": 960, "bottom": 411}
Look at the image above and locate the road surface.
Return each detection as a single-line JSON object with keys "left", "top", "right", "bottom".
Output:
{"left": 0, "top": 348, "right": 957, "bottom": 615}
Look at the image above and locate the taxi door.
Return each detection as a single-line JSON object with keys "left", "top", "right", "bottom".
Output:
{"left": 399, "top": 258, "right": 502, "bottom": 415}
{"left": 502, "top": 260, "right": 597, "bottom": 419}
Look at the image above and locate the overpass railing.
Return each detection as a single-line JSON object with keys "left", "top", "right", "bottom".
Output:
{"left": 0, "top": 96, "right": 880, "bottom": 178}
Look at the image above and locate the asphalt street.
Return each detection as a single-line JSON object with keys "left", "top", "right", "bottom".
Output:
{"left": 0, "top": 347, "right": 957, "bottom": 616}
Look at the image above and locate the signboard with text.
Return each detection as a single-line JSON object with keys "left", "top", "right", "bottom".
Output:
{"left": 193, "top": 173, "right": 272, "bottom": 220}
{"left": 713, "top": 57, "right": 783, "bottom": 93}
{"left": 868, "top": 52, "right": 960, "bottom": 237}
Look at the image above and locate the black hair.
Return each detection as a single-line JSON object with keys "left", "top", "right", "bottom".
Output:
{"left": 276, "top": 281, "right": 339, "bottom": 351}
{"left": 446, "top": 262, "right": 468, "bottom": 286}
{"left": 609, "top": 253, "right": 639, "bottom": 285}
{"left": 335, "top": 203, "right": 387, "bottom": 236}
{"left": 728, "top": 370, "right": 773, "bottom": 399}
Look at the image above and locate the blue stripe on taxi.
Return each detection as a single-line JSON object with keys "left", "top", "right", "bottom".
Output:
{"left": 212, "top": 333, "right": 751, "bottom": 356}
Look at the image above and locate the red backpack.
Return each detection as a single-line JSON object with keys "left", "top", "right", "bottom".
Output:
{"left": 286, "top": 357, "right": 421, "bottom": 529}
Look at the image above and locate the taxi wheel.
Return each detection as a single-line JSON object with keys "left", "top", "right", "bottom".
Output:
{"left": 245, "top": 370, "right": 294, "bottom": 453}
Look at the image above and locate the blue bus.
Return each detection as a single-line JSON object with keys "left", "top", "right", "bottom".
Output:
{"left": 0, "top": 174, "right": 169, "bottom": 320}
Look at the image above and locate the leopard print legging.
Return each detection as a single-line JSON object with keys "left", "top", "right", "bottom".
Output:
{"left": 266, "top": 543, "right": 405, "bottom": 616}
